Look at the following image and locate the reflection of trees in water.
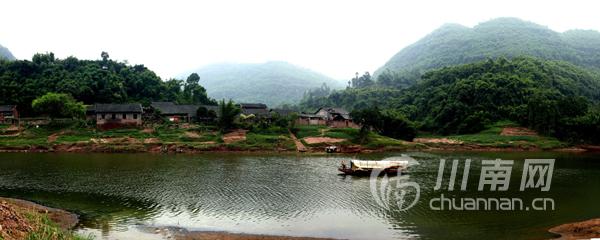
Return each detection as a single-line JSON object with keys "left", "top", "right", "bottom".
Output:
{"left": 0, "top": 188, "right": 160, "bottom": 237}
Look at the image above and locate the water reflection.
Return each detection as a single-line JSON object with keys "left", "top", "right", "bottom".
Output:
{"left": 0, "top": 152, "right": 598, "bottom": 239}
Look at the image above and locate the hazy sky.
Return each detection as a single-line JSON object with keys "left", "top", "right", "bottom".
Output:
{"left": 1, "top": 0, "right": 599, "bottom": 80}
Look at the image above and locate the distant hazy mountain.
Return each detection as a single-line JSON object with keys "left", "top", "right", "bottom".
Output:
{"left": 375, "top": 17, "right": 600, "bottom": 87}
{"left": 186, "top": 61, "right": 344, "bottom": 107}
{"left": 0, "top": 44, "right": 15, "bottom": 60}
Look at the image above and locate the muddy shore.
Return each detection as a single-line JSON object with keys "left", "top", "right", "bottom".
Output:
{"left": 548, "top": 218, "right": 600, "bottom": 239}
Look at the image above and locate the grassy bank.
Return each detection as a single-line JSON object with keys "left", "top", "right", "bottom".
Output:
{"left": 0, "top": 198, "right": 90, "bottom": 240}
{"left": 0, "top": 121, "right": 579, "bottom": 153}
{"left": 416, "top": 121, "right": 570, "bottom": 150}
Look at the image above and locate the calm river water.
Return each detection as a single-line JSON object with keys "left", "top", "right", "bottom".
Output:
{"left": 0, "top": 152, "right": 598, "bottom": 239}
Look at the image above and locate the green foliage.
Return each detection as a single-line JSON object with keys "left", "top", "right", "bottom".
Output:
{"left": 374, "top": 18, "right": 600, "bottom": 87}
{"left": 0, "top": 52, "right": 215, "bottom": 116}
{"left": 217, "top": 99, "right": 241, "bottom": 131}
{"left": 188, "top": 61, "right": 344, "bottom": 107}
{"left": 351, "top": 107, "right": 417, "bottom": 141}
{"left": 32, "top": 92, "right": 85, "bottom": 119}
{"left": 403, "top": 57, "right": 598, "bottom": 136}
{"left": 196, "top": 106, "right": 217, "bottom": 123}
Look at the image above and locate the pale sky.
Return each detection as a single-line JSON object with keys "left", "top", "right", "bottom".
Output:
{"left": 1, "top": 0, "right": 599, "bottom": 80}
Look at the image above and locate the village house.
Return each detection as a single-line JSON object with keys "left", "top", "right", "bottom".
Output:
{"left": 296, "top": 113, "right": 326, "bottom": 126}
{"left": 239, "top": 103, "right": 270, "bottom": 119}
{"left": 297, "top": 107, "right": 359, "bottom": 128}
{"left": 94, "top": 103, "right": 143, "bottom": 129}
{"left": 269, "top": 109, "right": 296, "bottom": 118}
{"left": 0, "top": 105, "right": 18, "bottom": 125}
{"left": 150, "top": 102, "right": 218, "bottom": 123}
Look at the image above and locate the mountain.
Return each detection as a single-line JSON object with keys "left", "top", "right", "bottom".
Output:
{"left": 186, "top": 61, "right": 344, "bottom": 107}
{"left": 375, "top": 18, "right": 600, "bottom": 87}
{"left": 0, "top": 44, "right": 15, "bottom": 60}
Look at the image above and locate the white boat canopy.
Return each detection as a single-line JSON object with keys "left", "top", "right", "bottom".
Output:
{"left": 351, "top": 160, "right": 408, "bottom": 170}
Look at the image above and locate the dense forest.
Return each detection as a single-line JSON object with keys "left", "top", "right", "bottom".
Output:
{"left": 185, "top": 61, "right": 344, "bottom": 107}
{"left": 0, "top": 52, "right": 215, "bottom": 116}
{"left": 302, "top": 57, "right": 600, "bottom": 143}
{"left": 0, "top": 44, "right": 15, "bottom": 60}
{"left": 374, "top": 18, "right": 600, "bottom": 88}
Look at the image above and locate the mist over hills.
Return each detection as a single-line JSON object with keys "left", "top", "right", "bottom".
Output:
{"left": 0, "top": 44, "right": 15, "bottom": 60}
{"left": 375, "top": 17, "right": 600, "bottom": 87}
{"left": 186, "top": 61, "right": 344, "bottom": 107}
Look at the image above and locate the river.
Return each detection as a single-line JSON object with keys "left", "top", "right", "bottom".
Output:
{"left": 0, "top": 152, "right": 598, "bottom": 239}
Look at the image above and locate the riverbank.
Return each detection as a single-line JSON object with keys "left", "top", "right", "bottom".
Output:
{"left": 548, "top": 218, "right": 600, "bottom": 239}
{"left": 0, "top": 197, "right": 82, "bottom": 239}
{"left": 1, "top": 123, "right": 599, "bottom": 154}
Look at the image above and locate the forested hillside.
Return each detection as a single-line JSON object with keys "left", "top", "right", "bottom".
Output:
{"left": 302, "top": 57, "right": 600, "bottom": 143}
{"left": 0, "top": 52, "right": 215, "bottom": 116}
{"left": 0, "top": 44, "right": 15, "bottom": 60}
{"left": 375, "top": 18, "right": 600, "bottom": 87}
{"left": 187, "top": 61, "right": 344, "bottom": 107}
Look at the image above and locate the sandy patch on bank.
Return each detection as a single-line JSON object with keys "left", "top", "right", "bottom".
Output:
{"left": 184, "top": 131, "right": 201, "bottom": 138}
{"left": 413, "top": 138, "right": 463, "bottom": 144}
{"left": 90, "top": 137, "right": 140, "bottom": 144}
{"left": 223, "top": 130, "right": 247, "bottom": 144}
{"left": 143, "top": 138, "right": 160, "bottom": 144}
{"left": 303, "top": 137, "right": 345, "bottom": 145}
{"left": 500, "top": 127, "right": 538, "bottom": 136}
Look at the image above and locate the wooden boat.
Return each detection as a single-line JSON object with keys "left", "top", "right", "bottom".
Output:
{"left": 338, "top": 160, "right": 408, "bottom": 175}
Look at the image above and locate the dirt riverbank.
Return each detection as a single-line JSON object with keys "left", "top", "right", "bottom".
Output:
{"left": 0, "top": 197, "right": 78, "bottom": 239}
{"left": 548, "top": 218, "right": 600, "bottom": 239}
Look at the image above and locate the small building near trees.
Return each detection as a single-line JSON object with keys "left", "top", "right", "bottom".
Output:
{"left": 150, "top": 102, "right": 218, "bottom": 123}
{"left": 297, "top": 107, "right": 359, "bottom": 128}
{"left": 94, "top": 103, "right": 143, "bottom": 129}
{"left": 239, "top": 103, "right": 270, "bottom": 119}
{"left": 0, "top": 105, "right": 19, "bottom": 125}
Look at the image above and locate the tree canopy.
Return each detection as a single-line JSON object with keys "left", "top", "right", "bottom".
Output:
{"left": 31, "top": 92, "right": 85, "bottom": 119}
{"left": 0, "top": 52, "right": 216, "bottom": 116}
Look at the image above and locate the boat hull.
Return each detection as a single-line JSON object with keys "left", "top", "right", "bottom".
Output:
{"left": 338, "top": 167, "right": 403, "bottom": 176}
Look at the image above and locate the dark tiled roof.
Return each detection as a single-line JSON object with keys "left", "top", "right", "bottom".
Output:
{"left": 151, "top": 102, "right": 219, "bottom": 118}
{"left": 94, "top": 103, "right": 143, "bottom": 113}
{"left": 239, "top": 103, "right": 268, "bottom": 109}
{"left": 315, "top": 107, "right": 351, "bottom": 120}
{"left": 0, "top": 105, "right": 15, "bottom": 112}
{"left": 270, "top": 109, "right": 296, "bottom": 116}
{"left": 298, "top": 113, "right": 325, "bottom": 119}
{"left": 242, "top": 108, "right": 270, "bottom": 117}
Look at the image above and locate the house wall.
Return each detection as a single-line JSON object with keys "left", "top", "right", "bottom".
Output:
{"left": 296, "top": 118, "right": 326, "bottom": 126}
{"left": 329, "top": 119, "right": 359, "bottom": 129}
{"left": 0, "top": 108, "right": 18, "bottom": 124}
{"left": 96, "top": 112, "right": 142, "bottom": 129}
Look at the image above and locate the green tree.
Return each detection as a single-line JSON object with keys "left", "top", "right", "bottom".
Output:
{"left": 217, "top": 99, "right": 241, "bottom": 131}
{"left": 31, "top": 92, "right": 85, "bottom": 119}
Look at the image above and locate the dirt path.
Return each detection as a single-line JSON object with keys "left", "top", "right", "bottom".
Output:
{"left": 222, "top": 130, "right": 247, "bottom": 144}
{"left": 303, "top": 137, "right": 345, "bottom": 144}
{"left": 500, "top": 127, "right": 538, "bottom": 136}
{"left": 289, "top": 130, "right": 307, "bottom": 152}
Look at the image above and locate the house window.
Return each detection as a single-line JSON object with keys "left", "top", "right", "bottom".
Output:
{"left": 101, "top": 114, "right": 105, "bottom": 119}
{"left": 112, "top": 114, "right": 116, "bottom": 120}
{"left": 122, "top": 114, "right": 127, "bottom": 119}
{"left": 133, "top": 114, "right": 138, "bottom": 119}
